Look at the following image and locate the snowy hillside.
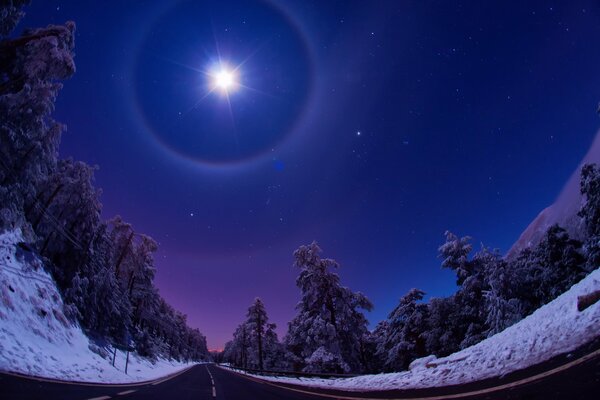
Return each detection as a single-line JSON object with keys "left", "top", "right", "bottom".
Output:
{"left": 230, "top": 268, "right": 600, "bottom": 391}
{"left": 0, "top": 229, "right": 195, "bottom": 383}
{"left": 507, "top": 129, "right": 600, "bottom": 258}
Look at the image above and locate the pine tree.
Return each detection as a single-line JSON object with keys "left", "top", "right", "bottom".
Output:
{"left": 483, "top": 256, "right": 523, "bottom": 336}
{"left": 366, "top": 320, "right": 389, "bottom": 372}
{"left": 34, "top": 159, "right": 102, "bottom": 287}
{"left": 0, "top": 1, "right": 30, "bottom": 38}
{"left": 0, "top": 2, "right": 210, "bottom": 364}
{"left": 223, "top": 298, "right": 287, "bottom": 370}
{"left": 438, "top": 232, "right": 490, "bottom": 349}
{"left": 422, "top": 296, "right": 461, "bottom": 356}
{"left": 376, "top": 288, "right": 428, "bottom": 371}
{"left": 0, "top": 14, "right": 76, "bottom": 235}
{"left": 531, "top": 225, "right": 585, "bottom": 304}
{"left": 263, "top": 322, "right": 288, "bottom": 369}
{"left": 285, "top": 242, "right": 372, "bottom": 373}
{"left": 439, "top": 231, "right": 473, "bottom": 285}
{"left": 579, "top": 163, "right": 600, "bottom": 271}
{"left": 246, "top": 298, "right": 268, "bottom": 370}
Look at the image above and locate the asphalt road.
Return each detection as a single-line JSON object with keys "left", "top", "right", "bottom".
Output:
{"left": 0, "top": 364, "right": 324, "bottom": 400}
{"left": 1, "top": 349, "right": 599, "bottom": 400}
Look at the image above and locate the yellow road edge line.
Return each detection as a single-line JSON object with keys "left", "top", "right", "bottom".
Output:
{"left": 116, "top": 389, "right": 137, "bottom": 395}
{"left": 216, "top": 348, "right": 600, "bottom": 400}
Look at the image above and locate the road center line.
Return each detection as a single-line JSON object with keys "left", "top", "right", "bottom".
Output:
{"left": 86, "top": 396, "right": 111, "bottom": 400}
{"left": 117, "top": 390, "right": 137, "bottom": 395}
{"left": 206, "top": 365, "right": 217, "bottom": 398}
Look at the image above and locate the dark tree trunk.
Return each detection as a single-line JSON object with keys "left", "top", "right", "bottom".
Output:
{"left": 257, "top": 314, "right": 264, "bottom": 370}
{"left": 0, "top": 142, "right": 35, "bottom": 185}
{"left": 32, "top": 183, "right": 64, "bottom": 230}
{"left": 127, "top": 274, "right": 136, "bottom": 298}
{"left": 40, "top": 192, "right": 76, "bottom": 254}
{"left": 115, "top": 231, "right": 134, "bottom": 276}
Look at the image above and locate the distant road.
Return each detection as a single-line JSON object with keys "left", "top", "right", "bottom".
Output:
{"left": 1, "top": 346, "right": 599, "bottom": 400}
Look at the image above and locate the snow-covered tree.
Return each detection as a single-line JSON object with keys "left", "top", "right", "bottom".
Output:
{"left": 223, "top": 298, "right": 288, "bottom": 370}
{"left": 224, "top": 323, "right": 251, "bottom": 368}
{"left": 0, "top": 1, "right": 29, "bottom": 38}
{"left": 483, "top": 256, "right": 523, "bottom": 336}
{"left": 124, "top": 234, "right": 158, "bottom": 321}
{"left": 579, "top": 163, "right": 600, "bottom": 271}
{"left": 303, "top": 347, "right": 349, "bottom": 374}
{"left": 580, "top": 163, "right": 600, "bottom": 237}
{"left": 0, "top": 3, "right": 209, "bottom": 364}
{"left": 263, "top": 322, "right": 289, "bottom": 370}
{"left": 0, "top": 15, "right": 75, "bottom": 235}
{"left": 34, "top": 159, "right": 102, "bottom": 286}
{"left": 376, "top": 288, "right": 428, "bottom": 371}
{"left": 363, "top": 320, "right": 388, "bottom": 373}
{"left": 529, "top": 225, "right": 585, "bottom": 305}
{"left": 285, "top": 242, "right": 373, "bottom": 373}
{"left": 439, "top": 231, "right": 473, "bottom": 285}
{"left": 246, "top": 298, "right": 268, "bottom": 370}
{"left": 422, "top": 296, "right": 460, "bottom": 356}
{"left": 107, "top": 216, "right": 135, "bottom": 276}
{"left": 436, "top": 232, "right": 488, "bottom": 349}
{"left": 63, "top": 222, "right": 131, "bottom": 343}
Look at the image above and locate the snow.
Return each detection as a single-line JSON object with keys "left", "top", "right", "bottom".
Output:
{"left": 225, "top": 268, "right": 600, "bottom": 391}
{"left": 507, "top": 128, "right": 600, "bottom": 258}
{"left": 0, "top": 229, "right": 197, "bottom": 383}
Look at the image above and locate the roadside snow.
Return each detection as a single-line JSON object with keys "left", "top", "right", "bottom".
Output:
{"left": 0, "top": 229, "right": 196, "bottom": 383}
{"left": 234, "top": 268, "right": 600, "bottom": 391}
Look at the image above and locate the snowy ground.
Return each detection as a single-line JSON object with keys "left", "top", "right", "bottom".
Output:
{"left": 228, "top": 268, "right": 600, "bottom": 391}
{"left": 0, "top": 229, "right": 197, "bottom": 383}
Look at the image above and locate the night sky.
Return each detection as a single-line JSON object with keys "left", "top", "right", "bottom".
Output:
{"left": 20, "top": 1, "right": 600, "bottom": 349}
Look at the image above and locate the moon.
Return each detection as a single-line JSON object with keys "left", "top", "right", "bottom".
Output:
{"left": 132, "top": 0, "right": 314, "bottom": 167}
{"left": 212, "top": 67, "right": 238, "bottom": 93}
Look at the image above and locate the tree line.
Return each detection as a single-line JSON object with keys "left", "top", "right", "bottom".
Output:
{"left": 0, "top": 2, "right": 208, "bottom": 362}
{"left": 223, "top": 165, "right": 600, "bottom": 373}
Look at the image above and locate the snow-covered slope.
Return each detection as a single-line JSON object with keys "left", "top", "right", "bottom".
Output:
{"left": 231, "top": 268, "right": 600, "bottom": 391}
{"left": 0, "top": 229, "right": 195, "bottom": 383}
{"left": 507, "top": 129, "right": 600, "bottom": 258}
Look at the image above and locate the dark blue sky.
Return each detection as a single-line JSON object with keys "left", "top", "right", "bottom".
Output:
{"left": 21, "top": 0, "right": 600, "bottom": 349}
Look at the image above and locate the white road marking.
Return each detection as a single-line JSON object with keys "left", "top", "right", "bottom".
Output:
{"left": 117, "top": 390, "right": 137, "bottom": 395}
{"left": 206, "top": 365, "right": 217, "bottom": 398}
{"left": 86, "top": 396, "right": 111, "bottom": 400}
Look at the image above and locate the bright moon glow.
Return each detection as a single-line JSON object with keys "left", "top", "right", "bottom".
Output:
{"left": 212, "top": 68, "right": 238, "bottom": 93}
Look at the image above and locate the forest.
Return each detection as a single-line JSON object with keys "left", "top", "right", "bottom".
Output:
{"left": 1, "top": 1, "right": 598, "bottom": 375}
{"left": 222, "top": 166, "right": 600, "bottom": 373}
{"left": 0, "top": 3, "right": 208, "bottom": 362}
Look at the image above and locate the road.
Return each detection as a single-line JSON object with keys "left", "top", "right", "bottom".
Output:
{"left": 0, "top": 364, "right": 322, "bottom": 400}
{"left": 1, "top": 349, "right": 599, "bottom": 400}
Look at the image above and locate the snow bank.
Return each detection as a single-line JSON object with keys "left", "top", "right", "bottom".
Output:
{"left": 0, "top": 229, "right": 196, "bottom": 383}
{"left": 235, "top": 268, "right": 600, "bottom": 391}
